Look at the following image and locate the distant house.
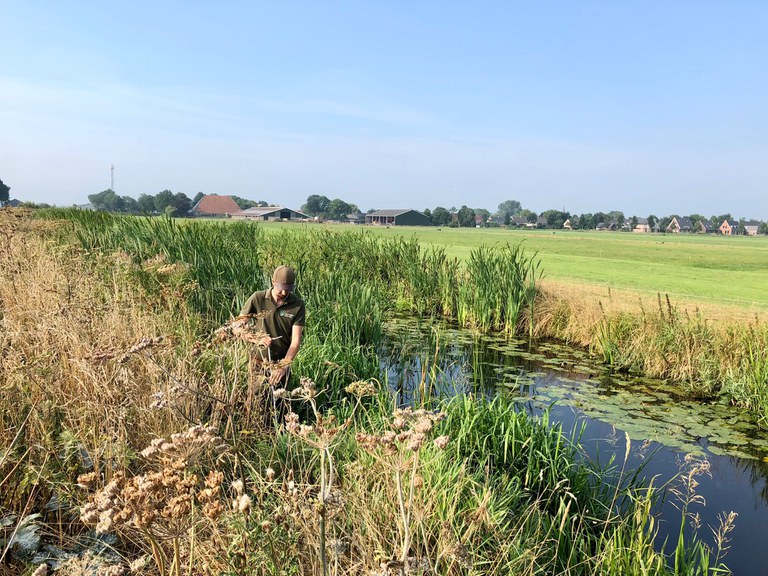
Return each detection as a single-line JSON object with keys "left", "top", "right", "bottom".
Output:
{"left": 596, "top": 222, "right": 607, "bottom": 231}
{"left": 743, "top": 220, "right": 761, "bottom": 236}
{"left": 345, "top": 212, "right": 365, "bottom": 224}
{"left": 666, "top": 217, "right": 694, "bottom": 233}
{"left": 231, "top": 206, "right": 308, "bottom": 221}
{"left": 695, "top": 218, "right": 714, "bottom": 234}
{"left": 563, "top": 218, "right": 572, "bottom": 230}
{"left": 633, "top": 218, "right": 651, "bottom": 233}
{"left": 719, "top": 218, "right": 739, "bottom": 235}
{"left": 365, "top": 209, "right": 431, "bottom": 226}
{"left": 510, "top": 216, "right": 528, "bottom": 227}
{"left": 191, "top": 194, "right": 241, "bottom": 218}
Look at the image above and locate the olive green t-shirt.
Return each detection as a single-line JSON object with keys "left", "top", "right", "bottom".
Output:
{"left": 240, "top": 289, "right": 306, "bottom": 360}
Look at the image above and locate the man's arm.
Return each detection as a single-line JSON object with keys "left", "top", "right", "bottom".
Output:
{"left": 269, "top": 325, "right": 303, "bottom": 385}
{"left": 284, "top": 324, "right": 303, "bottom": 362}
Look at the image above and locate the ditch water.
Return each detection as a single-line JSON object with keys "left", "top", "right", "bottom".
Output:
{"left": 380, "top": 317, "right": 768, "bottom": 576}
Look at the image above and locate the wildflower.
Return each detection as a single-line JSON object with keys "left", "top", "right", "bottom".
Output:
{"left": 407, "top": 432, "right": 426, "bottom": 452}
{"left": 265, "top": 467, "right": 275, "bottom": 481}
{"left": 433, "top": 435, "right": 450, "bottom": 450}
{"left": 231, "top": 479, "right": 244, "bottom": 495}
{"left": 284, "top": 412, "right": 300, "bottom": 433}
{"left": 345, "top": 379, "right": 377, "bottom": 397}
{"left": 273, "top": 387, "right": 288, "bottom": 398}
{"left": 260, "top": 520, "right": 272, "bottom": 533}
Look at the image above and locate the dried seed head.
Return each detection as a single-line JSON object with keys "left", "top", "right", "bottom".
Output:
{"left": 237, "top": 494, "right": 252, "bottom": 514}
{"left": 231, "top": 479, "right": 244, "bottom": 495}
{"left": 433, "top": 435, "right": 450, "bottom": 450}
{"left": 77, "top": 471, "right": 98, "bottom": 489}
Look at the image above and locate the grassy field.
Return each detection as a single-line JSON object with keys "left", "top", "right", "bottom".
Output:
{"left": 264, "top": 223, "right": 768, "bottom": 312}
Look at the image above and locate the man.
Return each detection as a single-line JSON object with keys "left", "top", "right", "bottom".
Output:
{"left": 240, "top": 265, "right": 305, "bottom": 384}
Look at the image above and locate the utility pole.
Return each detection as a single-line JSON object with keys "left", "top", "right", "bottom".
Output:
{"left": 111, "top": 164, "right": 115, "bottom": 191}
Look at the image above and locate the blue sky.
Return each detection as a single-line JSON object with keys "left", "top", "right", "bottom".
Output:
{"left": 2, "top": 1, "right": 767, "bottom": 218}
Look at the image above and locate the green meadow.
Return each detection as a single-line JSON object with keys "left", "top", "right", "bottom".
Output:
{"left": 266, "top": 223, "right": 768, "bottom": 310}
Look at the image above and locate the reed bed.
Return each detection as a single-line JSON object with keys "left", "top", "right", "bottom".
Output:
{"left": 0, "top": 209, "right": 730, "bottom": 575}
{"left": 534, "top": 282, "right": 768, "bottom": 426}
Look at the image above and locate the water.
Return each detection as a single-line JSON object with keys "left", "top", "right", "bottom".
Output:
{"left": 380, "top": 318, "right": 768, "bottom": 575}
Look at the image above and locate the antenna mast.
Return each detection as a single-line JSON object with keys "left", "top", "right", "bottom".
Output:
{"left": 111, "top": 164, "right": 115, "bottom": 190}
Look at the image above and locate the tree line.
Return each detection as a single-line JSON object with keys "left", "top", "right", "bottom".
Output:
{"left": 86, "top": 190, "right": 269, "bottom": 216}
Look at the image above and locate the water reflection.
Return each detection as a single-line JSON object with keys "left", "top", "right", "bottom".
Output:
{"left": 379, "top": 317, "right": 768, "bottom": 576}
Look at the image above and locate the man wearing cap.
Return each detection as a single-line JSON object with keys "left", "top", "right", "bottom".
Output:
{"left": 240, "top": 265, "right": 306, "bottom": 385}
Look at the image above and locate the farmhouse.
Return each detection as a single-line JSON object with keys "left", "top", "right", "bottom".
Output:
{"left": 191, "top": 194, "right": 240, "bottom": 218}
{"left": 633, "top": 218, "right": 651, "bottom": 233}
{"left": 719, "top": 218, "right": 739, "bottom": 235}
{"left": 695, "top": 218, "right": 714, "bottom": 233}
{"left": 365, "top": 209, "right": 431, "bottom": 226}
{"left": 231, "top": 206, "right": 308, "bottom": 221}
{"left": 666, "top": 217, "right": 694, "bottom": 233}
{"left": 743, "top": 220, "right": 761, "bottom": 236}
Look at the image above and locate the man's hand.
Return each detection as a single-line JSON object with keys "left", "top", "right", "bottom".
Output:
{"left": 259, "top": 335, "right": 272, "bottom": 348}
{"left": 270, "top": 367, "right": 286, "bottom": 385}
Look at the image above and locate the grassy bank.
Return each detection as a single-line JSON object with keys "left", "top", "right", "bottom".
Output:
{"left": 0, "top": 210, "right": 728, "bottom": 574}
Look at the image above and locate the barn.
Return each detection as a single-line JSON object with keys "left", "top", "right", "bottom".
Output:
{"left": 365, "top": 209, "right": 430, "bottom": 226}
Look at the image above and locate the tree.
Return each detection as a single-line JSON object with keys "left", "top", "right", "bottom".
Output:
{"left": 231, "top": 195, "right": 258, "bottom": 210}
{"left": 457, "top": 205, "right": 476, "bottom": 227}
{"left": 89, "top": 189, "right": 125, "bottom": 212}
{"left": 541, "top": 209, "right": 570, "bottom": 229}
{"left": 431, "top": 206, "right": 452, "bottom": 226}
{"left": 759, "top": 222, "right": 768, "bottom": 235}
{"left": 192, "top": 192, "right": 205, "bottom": 205}
{"left": 630, "top": 216, "right": 638, "bottom": 230}
{"left": 0, "top": 178, "right": 10, "bottom": 204}
{"left": 138, "top": 194, "right": 156, "bottom": 213}
{"left": 122, "top": 196, "right": 140, "bottom": 214}
{"left": 172, "top": 192, "right": 192, "bottom": 216}
{"left": 154, "top": 190, "right": 176, "bottom": 214}
{"left": 496, "top": 200, "right": 522, "bottom": 221}
{"left": 647, "top": 215, "right": 657, "bottom": 230}
{"left": 302, "top": 194, "right": 331, "bottom": 217}
{"left": 519, "top": 209, "right": 537, "bottom": 223}
{"left": 474, "top": 208, "right": 490, "bottom": 225}
{"left": 326, "top": 198, "right": 353, "bottom": 221}
{"left": 422, "top": 208, "right": 432, "bottom": 222}
{"left": 607, "top": 211, "right": 625, "bottom": 227}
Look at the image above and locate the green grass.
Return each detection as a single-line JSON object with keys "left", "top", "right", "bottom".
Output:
{"left": 264, "top": 223, "right": 768, "bottom": 309}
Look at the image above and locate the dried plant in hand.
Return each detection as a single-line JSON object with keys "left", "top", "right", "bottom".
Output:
{"left": 214, "top": 314, "right": 271, "bottom": 347}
